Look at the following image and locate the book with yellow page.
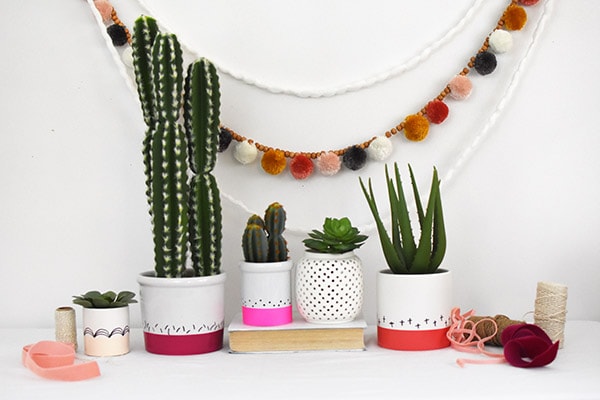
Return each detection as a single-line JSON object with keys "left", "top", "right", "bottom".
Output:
{"left": 228, "top": 314, "right": 367, "bottom": 353}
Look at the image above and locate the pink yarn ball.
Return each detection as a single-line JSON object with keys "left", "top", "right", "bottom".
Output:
{"left": 448, "top": 75, "right": 472, "bottom": 101}
{"left": 94, "top": 0, "right": 113, "bottom": 22}
{"left": 317, "top": 152, "right": 341, "bottom": 176}
{"left": 519, "top": 0, "right": 539, "bottom": 6}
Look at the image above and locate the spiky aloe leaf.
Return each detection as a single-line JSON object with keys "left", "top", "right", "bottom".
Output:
{"left": 189, "top": 173, "right": 222, "bottom": 276}
{"left": 428, "top": 169, "right": 446, "bottom": 272}
{"left": 388, "top": 164, "right": 417, "bottom": 268}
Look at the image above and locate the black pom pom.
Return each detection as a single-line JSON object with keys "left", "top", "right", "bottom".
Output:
{"left": 474, "top": 52, "right": 497, "bottom": 76}
{"left": 342, "top": 146, "right": 367, "bottom": 171}
{"left": 218, "top": 128, "right": 233, "bottom": 152}
{"left": 107, "top": 24, "right": 128, "bottom": 47}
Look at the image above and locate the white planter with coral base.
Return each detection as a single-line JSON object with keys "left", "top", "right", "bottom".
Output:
{"left": 137, "top": 272, "right": 226, "bottom": 355}
{"left": 240, "top": 260, "right": 293, "bottom": 326}
{"left": 296, "top": 251, "right": 363, "bottom": 324}
{"left": 82, "top": 306, "right": 130, "bottom": 356}
{"left": 377, "top": 269, "right": 452, "bottom": 350}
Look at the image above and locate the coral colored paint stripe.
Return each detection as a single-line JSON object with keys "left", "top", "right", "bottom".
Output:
{"left": 242, "top": 306, "right": 292, "bottom": 326}
{"left": 143, "top": 330, "right": 223, "bottom": 355}
{"left": 378, "top": 326, "right": 450, "bottom": 351}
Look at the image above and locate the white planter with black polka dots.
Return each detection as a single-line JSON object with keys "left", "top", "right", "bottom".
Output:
{"left": 240, "top": 260, "right": 293, "bottom": 326}
{"left": 295, "top": 251, "right": 363, "bottom": 324}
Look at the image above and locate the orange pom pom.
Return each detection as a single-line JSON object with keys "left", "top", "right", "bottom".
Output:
{"left": 504, "top": 5, "right": 527, "bottom": 31}
{"left": 261, "top": 149, "right": 287, "bottom": 175}
{"left": 404, "top": 114, "right": 429, "bottom": 141}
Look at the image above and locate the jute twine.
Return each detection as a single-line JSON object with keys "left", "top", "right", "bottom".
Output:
{"left": 55, "top": 306, "right": 77, "bottom": 350}
{"left": 534, "top": 281, "right": 568, "bottom": 348}
{"left": 468, "top": 315, "right": 523, "bottom": 346}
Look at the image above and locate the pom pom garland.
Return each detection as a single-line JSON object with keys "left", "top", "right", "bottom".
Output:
{"left": 425, "top": 100, "right": 449, "bottom": 124}
{"left": 317, "top": 152, "right": 341, "bottom": 176}
{"left": 404, "top": 114, "right": 430, "bottom": 142}
{"left": 504, "top": 4, "right": 528, "bottom": 31}
{"left": 366, "top": 136, "right": 393, "bottom": 161}
{"left": 290, "top": 154, "right": 314, "bottom": 180}
{"left": 448, "top": 75, "right": 473, "bottom": 100}
{"left": 261, "top": 149, "right": 287, "bottom": 175}
{"left": 233, "top": 140, "right": 258, "bottom": 164}
{"left": 473, "top": 52, "right": 497, "bottom": 76}
{"left": 488, "top": 29, "right": 513, "bottom": 54}
{"left": 342, "top": 146, "right": 367, "bottom": 171}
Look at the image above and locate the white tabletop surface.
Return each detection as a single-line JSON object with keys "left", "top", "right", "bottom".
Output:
{"left": 3, "top": 321, "right": 599, "bottom": 400}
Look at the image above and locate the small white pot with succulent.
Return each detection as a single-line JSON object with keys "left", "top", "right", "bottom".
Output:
{"left": 296, "top": 217, "right": 368, "bottom": 324}
{"left": 72, "top": 290, "right": 137, "bottom": 357}
{"left": 240, "top": 202, "right": 293, "bottom": 326}
{"left": 361, "top": 163, "right": 452, "bottom": 351}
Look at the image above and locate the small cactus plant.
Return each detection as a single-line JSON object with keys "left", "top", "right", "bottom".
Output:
{"left": 132, "top": 16, "right": 222, "bottom": 278}
{"left": 303, "top": 217, "right": 368, "bottom": 254}
{"left": 242, "top": 202, "right": 289, "bottom": 263}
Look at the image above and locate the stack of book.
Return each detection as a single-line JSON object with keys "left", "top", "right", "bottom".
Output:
{"left": 227, "top": 314, "right": 367, "bottom": 353}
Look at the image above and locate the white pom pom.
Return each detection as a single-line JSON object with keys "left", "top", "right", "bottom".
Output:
{"left": 121, "top": 47, "right": 134, "bottom": 68}
{"left": 233, "top": 140, "right": 258, "bottom": 164}
{"left": 366, "top": 136, "right": 393, "bottom": 161}
{"left": 488, "top": 30, "right": 513, "bottom": 54}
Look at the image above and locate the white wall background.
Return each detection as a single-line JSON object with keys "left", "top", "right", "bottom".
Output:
{"left": 1, "top": 0, "right": 599, "bottom": 329}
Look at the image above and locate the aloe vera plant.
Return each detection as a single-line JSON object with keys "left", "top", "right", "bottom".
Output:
{"left": 132, "top": 16, "right": 222, "bottom": 278}
{"left": 303, "top": 217, "right": 368, "bottom": 254}
{"left": 359, "top": 163, "right": 446, "bottom": 274}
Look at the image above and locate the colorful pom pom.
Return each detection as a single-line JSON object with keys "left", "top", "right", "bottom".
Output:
{"left": 342, "top": 146, "right": 367, "bottom": 171}
{"left": 448, "top": 75, "right": 472, "bottom": 100}
{"left": 233, "top": 140, "right": 258, "bottom": 164}
{"left": 488, "top": 29, "right": 513, "bottom": 54}
{"left": 317, "top": 152, "right": 341, "bottom": 176}
{"left": 261, "top": 149, "right": 287, "bottom": 175}
{"left": 366, "top": 136, "right": 393, "bottom": 161}
{"left": 218, "top": 128, "right": 233, "bottom": 152}
{"left": 504, "top": 5, "right": 527, "bottom": 31}
{"left": 290, "top": 154, "right": 314, "bottom": 180}
{"left": 107, "top": 24, "right": 128, "bottom": 46}
{"left": 94, "top": 0, "right": 113, "bottom": 22}
{"left": 519, "top": 0, "right": 539, "bottom": 7}
{"left": 425, "top": 100, "right": 449, "bottom": 124}
{"left": 121, "top": 46, "right": 133, "bottom": 68}
{"left": 473, "top": 52, "right": 497, "bottom": 76}
{"left": 403, "top": 114, "right": 429, "bottom": 142}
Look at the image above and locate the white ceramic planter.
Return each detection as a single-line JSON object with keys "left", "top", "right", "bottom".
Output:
{"left": 377, "top": 269, "right": 452, "bottom": 350}
{"left": 82, "top": 306, "right": 130, "bottom": 356}
{"left": 137, "top": 272, "right": 226, "bottom": 355}
{"left": 240, "top": 260, "right": 293, "bottom": 326}
{"left": 296, "top": 251, "right": 363, "bottom": 324}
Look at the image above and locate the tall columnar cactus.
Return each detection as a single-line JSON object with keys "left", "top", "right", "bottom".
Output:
{"left": 132, "top": 16, "right": 222, "bottom": 278}
{"left": 242, "top": 203, "right": 289, "bottom": 263}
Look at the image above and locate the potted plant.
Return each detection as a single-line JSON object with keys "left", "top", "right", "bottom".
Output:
{"left": 360, "top": 163, "right": 451, "bottom": 351}
{"left": 239, "top": 202, "right": 293, "bottom": 326}
{"left": 72, "top": 290, "right": 137, "bottom": 356}
{"left": 296, "top": 217, "right": 368, "bottom": 323}
{"left": 132, "top": 16, "right": 226, "bottom": 355}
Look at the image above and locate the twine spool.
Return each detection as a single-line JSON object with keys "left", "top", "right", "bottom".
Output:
{"left": 55, "top": 306, "right": 77, "bottom": 350}
{"left": 468, "top": 315, "right": 523, "bottom": 346}
{"left": 534, "top": 281, "right": 567, "bottom": 348}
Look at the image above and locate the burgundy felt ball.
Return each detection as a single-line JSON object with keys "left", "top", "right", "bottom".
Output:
{"left": 474, "top": 52, "right": 497, "bottom": 76}
{"left": 290, "top": 154, "right": 314, "bottom": 180}
{"left": 425, "top": 100, "right": 449, "bottom": 124}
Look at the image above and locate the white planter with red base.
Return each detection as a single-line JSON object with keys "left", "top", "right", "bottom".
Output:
{"left": 239, "top": 260, "right": 293, "bottom": 326}
{"left": 377, "top": 269, "right": 452, "bottom": 351}
{"left": 137, "top": 272, "right": 226, "bottom": 355}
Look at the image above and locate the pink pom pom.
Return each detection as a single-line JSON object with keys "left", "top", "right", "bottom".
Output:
{"left": 94, "top": 0, "right": 113, "bottom": 22}
{"left": 317, "top": 152, "right": 341, "bottom": 176}
{"left": 290, "top": 154, "right": 314, "bottom": 180}
{"left": 448, "top": 75, "right": 472, "bottom": 101}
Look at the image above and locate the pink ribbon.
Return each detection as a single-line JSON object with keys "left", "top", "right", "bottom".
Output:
{"left": 22, "top": 341, "right": 101, "bottom": 381}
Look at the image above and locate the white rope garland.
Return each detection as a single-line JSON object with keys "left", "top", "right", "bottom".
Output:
{"left": 134, "top": 0, "right": 484, "bottom": 98}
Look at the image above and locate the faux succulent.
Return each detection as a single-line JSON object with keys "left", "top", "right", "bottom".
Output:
{"left": 73, "top": 291, "right": 137, "bottom": 308}
{"left": 242, "top": 202, "right": 289, "bottom": 262}
{"left": 359, "top": 163, "right": 446, "bottom": 274}
{"left": 132, "top": 16, "right": 222, "bottom": 278}
{"left": 303, "top": 217, "right": 368, "bottom": 254}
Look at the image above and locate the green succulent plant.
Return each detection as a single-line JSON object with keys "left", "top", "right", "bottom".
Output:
{"left": 72, "top": 291, "right": 137, "bottom": 308}
{"left": 303, "top": 217, "right": 368, "bottom": 254}
{"left": 359, "top": 163, "right": 446, "bottom": 274}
